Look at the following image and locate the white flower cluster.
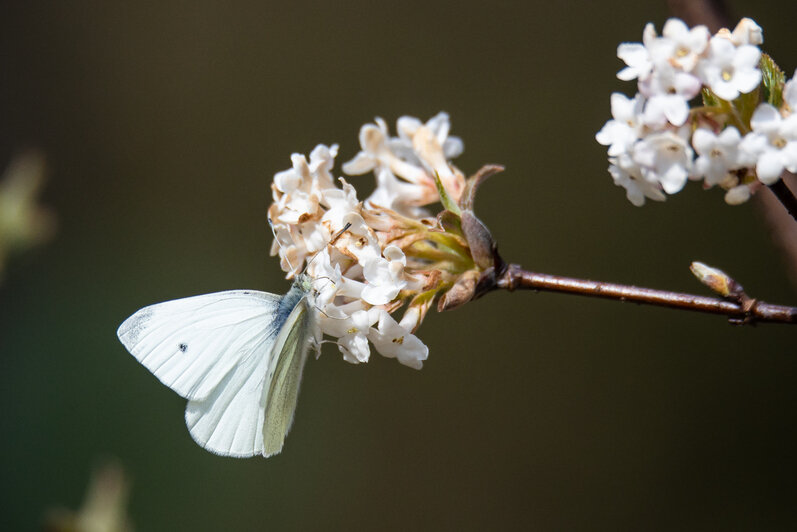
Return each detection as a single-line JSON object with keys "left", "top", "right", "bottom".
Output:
{"left": 268, "top": 113, "right": 466, "bottom": 369}
{"left": 342, "top": 113, "right": 465, "bottom": 216}
{"left": 597, "top": 17, "right": 797, "bottom": 206}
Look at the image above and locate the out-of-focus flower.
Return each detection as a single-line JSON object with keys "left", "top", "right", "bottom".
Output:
{"left": 659, "top": 18, "right": 710, "bottom": 72}
{"left": 724, "top": 183, "right": 752, "bottom": 205}
{"left": 697, "top": 36, "right": 761, "bottom": 101}
{"left": 597, "top": 17, "right": 797, "bottom": 205}
{"left": 44, "top": 463, "right": 133, "bottom": 532}
{"left": 728, "top": 17, "right": 764, "bottom": 46}
{"left": 0, "top": 151, "right": 54, "bottom": 280}
{"left": 692, "top": 127, "right": 743, "bottom": 187}
{"left": 639, "top": 68, "right": 701, "bottom": 127}
{"left": 608, "top": 163, "right": 666, "bottom": 207}
{"left": 617, "top": 23, "right": 658, "bottom": 81}
{"left": 596, "top": 93, "right": 646, "bottom": 160}
{"left": 739, "top": 104, "right": 797, "bottom": 184}
{"left": 633, "top": 127, "right": 694, "bottom": 194}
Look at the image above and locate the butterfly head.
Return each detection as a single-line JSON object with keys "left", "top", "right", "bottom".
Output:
{"left": 296, "top": 273, "right": 314, "bottom": 294}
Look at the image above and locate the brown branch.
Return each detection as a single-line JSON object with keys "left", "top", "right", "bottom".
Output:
{"left": 478, "top": 263, "right": 797, "bottom": 325}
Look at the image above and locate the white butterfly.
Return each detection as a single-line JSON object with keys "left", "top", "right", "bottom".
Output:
{"left": 117, "top": 275, "right": 317, "bottom": 458}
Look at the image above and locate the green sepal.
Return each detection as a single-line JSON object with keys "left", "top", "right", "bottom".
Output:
{"left": 432, "top": 170, "right": 461, "bottom": 216}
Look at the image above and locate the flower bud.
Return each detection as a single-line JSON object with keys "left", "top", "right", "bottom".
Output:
{"left": 690, "top": 261, "right": 744, "bottom": 298}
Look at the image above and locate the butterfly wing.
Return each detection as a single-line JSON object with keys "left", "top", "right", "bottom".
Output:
{"left": 119, "top": 284, "right": 316, "bottom": 458}
{"left": 117, "top": 290, "right": 282, "bottom": 403}
{"left": 183, "top": 328, "right": 277, "bottom": 457}
{"left": 184, "top": 291, "right": 315, "bottom": 457}
{"left": 262, "top": 297, "right": 314, "bottom": 456}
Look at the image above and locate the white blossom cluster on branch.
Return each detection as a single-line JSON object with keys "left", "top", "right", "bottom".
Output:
{"left": 596, "top": 17, "right": 797, "bottom": 206}
{"left": 268, "top": 113, "right": 471, "bottom": 369}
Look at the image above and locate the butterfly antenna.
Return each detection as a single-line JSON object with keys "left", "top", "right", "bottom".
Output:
{"left": 269, "top": 216, "right": 299, "bottom": 275}
{"left": 302, "top": 222, "right": 352, "bottom": 275}
{"left": 329, "top": 222, "right": 352, "bottom": 247}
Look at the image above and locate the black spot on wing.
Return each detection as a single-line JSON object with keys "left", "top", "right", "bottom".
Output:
{"left": 179, "top": 343, "right": 188, "bottom": 353}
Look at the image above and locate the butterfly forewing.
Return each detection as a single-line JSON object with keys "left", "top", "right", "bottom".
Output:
{"left": 117, "top": 290, "right": 282, "bottom": 402}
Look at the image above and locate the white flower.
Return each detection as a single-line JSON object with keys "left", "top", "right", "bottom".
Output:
{"left": 335, "top": 211, "right": 381, "bottom": 264}
{"left": 660, "top": 18, "right": 710, "bottom": 72}
{"left": 360, "top": 244, "right": 408, "bottom": 306}
{"left": 784, "top": 69, "right": 797, "bottom": 114}
{"left": 268, "top": 146, "right": 346, "bottom": 276}
{"left": 633, "top": 127, "right": 694, "bottom": 194}
{"left": 639, "top": 66, "right": 702, "bottom": 126}
{"left": 398, "top": 304, "right": 422, "bottom": 332}
{"left": 616, "top": 23, "right": 658, "bottom": 81}
{"left": 724, "top": 184, "right": 752, "bottom": 205}
{"left": 608, "top": 163, "right": 666, "bottom": 206}
{"left": 343, "top": 118, "right": 427, "bottom": 182}
{"left": 367, "top": 167, "right": 434, "bottom": 215}
{"left": 305, "top": 250, "right": 342, "bottom": 303}
{"left": 730, "top": 18, "right": 763, "bottom": 46}
{"left": 342, "top": 113, "right": 465, "bottom": 214}
{"left": 396, "top": 112, "right": 464, "bottom": 161}
{"left": 617, "top": 19, "right": 708, "bottom": 83}
{"left": 697, "top": 36, "right": 761, "bottom": 101}
{"left": 368, "top": 310, "right": 429, "bottom": 369}
{"left": 409, "top": 123, "right": 465, "bottom": 200}
{"left": 739, "top": 103, "right": 797, "bottom": 184}
{"left": 320, "top": 178, "right": 359, "bottom": 230}
{"left": 321, "top": 309, "right": 378, "bottom": 364}
{"left": 596, "top": 93, "right": 645, "bottom": 157}
{"left": 692, "top": 127, "right": 742, "bottom": 186}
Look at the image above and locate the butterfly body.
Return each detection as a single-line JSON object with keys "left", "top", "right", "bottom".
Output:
{"left": 117, "top": 275, "right": 316, "bottom": 457}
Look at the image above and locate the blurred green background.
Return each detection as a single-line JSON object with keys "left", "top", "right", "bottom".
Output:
{"left": 1, "top": 1, "right": 796, "bottom": 530}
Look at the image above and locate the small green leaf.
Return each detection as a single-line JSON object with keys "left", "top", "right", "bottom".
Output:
{"left": 760, "top": 53, "right": 785, "bottom": 108}
{"left": 701, "top": 87, "right": 720, "bottom": 108}
{"left": 432, "top": 170, "right": 461, "bottom": 216}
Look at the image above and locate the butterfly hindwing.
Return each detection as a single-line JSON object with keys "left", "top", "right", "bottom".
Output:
{"left": 263, "top": 297, "right": 314, "bottom": 456}
{"left": 183, "top": 330, "right": 275, "bottom": 457}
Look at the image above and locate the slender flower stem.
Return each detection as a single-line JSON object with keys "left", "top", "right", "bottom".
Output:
{"left": 768, "top": 173, "right": 797, "bottom": 222}
{"left": 487, "top": 263, "right": 797, "bottom": 324}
